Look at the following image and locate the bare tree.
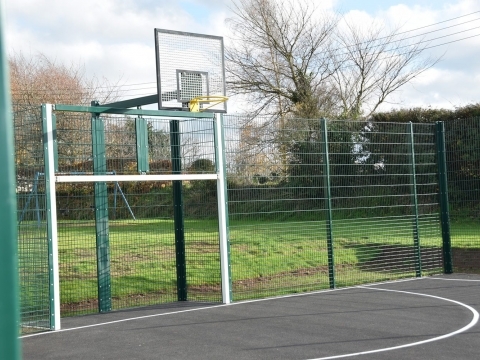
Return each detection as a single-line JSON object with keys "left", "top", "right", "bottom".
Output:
{"left": 10, "top": 51, "right": 119, "bottom": 106}
{"left": 226, "top": 0, "right": 438, "bottom": 120}
{"left": 331, "top": 20, "right": 438, "bottom": 119}
{"left": 10, "top": 51, "right": 120, "bottom": 167}
{"left": 225, "top": 0, "right": 339, "bottom": 119}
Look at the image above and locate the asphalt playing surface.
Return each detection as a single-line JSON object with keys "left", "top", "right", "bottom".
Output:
{"left": 22, "top": 274, "right": 480, "bottom": 360}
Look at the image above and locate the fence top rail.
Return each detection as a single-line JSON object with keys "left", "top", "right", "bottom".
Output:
{"left": 52, "top": 104, "right": 215, "bottom": 118}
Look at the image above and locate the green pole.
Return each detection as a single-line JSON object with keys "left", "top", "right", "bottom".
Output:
{"left": 407, "top": 122, "right": 422, "bottom": 277}
{"left": 321, "top": 119, "right": 335, "bottom": 289}
{"left": 135, "top": 116, "right": 149, "bottom": 173}
{"left": 91, "top": 103, "right": 112, "bottom": 312}
{"left": 0, "top": 0, "right": 21, "bottom": 357}
{"left": 170, "top": 120, "right": 187, "bottom": 301}
{"left": 435, "top": 121, "right": 453, "bottom": 274}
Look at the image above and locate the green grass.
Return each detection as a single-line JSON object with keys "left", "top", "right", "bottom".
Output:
{"left": 450, "top": 220, "right": 480, "bottom": 248}
{"left": 19, "top": 217, "right": 480, "bottom": 317}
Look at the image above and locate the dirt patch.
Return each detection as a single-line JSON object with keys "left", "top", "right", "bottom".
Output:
{"left": 60, "top": 267, "right": 332, "bottom": 314}
{"left": 189, "top": 244, "right": 219, "bottom": 253}
{"left": 188, "top": 284, "right": 221, "bottom": 293}
{"left": 234, "top": 265, "right": 331, "bottom": 289}
{"left": 61, "top": 298, "right": 99, "bottom": 315}
{"left": 452, "top": 248, "right": 480, "bottom": 273}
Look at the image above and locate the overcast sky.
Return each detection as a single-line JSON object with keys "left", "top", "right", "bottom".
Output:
{"left": 5, "top": 0, "right": 480, "bottom": 113}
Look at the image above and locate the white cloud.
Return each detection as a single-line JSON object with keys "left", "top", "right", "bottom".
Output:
{"left": 5, "top": 0, "right": 480, "bottom": 110}
{"left": 341, "top": 0, "right": 480, "bottom": 110}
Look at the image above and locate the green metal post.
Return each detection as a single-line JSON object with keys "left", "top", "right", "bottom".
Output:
{"left": 0, "top": 0, "right": 20, "bottom": 355}
{"left": 320, "top": 119, "right": 335, "bottom": 289}
{"left": 407, "top": 122, "right": 422, "bottom": 277}
{"left": 52, "top": 113, "right": 58, "bottom": 172}
{"left": 135, "top": 116, "right": 149, "bottom": 173}
{"left": 91, "top": 104, "right": 112, "bottom": 312}
{"left": 170, "top": 120, "right": 187, "bottom": 301}
{"left": 435, "top": 121, "right": 453, "bottom": 274}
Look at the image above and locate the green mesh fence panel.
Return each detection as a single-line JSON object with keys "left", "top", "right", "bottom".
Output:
{"left": 54, "top": 112, "right": 221, "bottom": 316}
{"left": 225, "top": 116, "right": 331, "bottom": 299}
{"left": 15, "top": 104, "right": 50, "bottom": 333}
{"left": 329, "top": 121, "right": 442, "bottom": 286}
{"left": 445, "top": 117, "right": 480, "bottom": 273}
{"left": 224, "top": 116, "right": 444, "bottom": 300}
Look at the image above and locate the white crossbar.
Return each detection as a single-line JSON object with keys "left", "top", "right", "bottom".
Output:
{"left": 55, "top": 174, "right": 218, "bottom": 183}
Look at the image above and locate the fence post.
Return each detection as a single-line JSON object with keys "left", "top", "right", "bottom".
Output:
{"left": 321, "top": 118, "right": 335, "bottom": 289}
{"left": 435, "top": 121, "right": 453, "bottom": 274}
{"left": 0, "top": 0, "right": 20, "bottom": 354}
{"left": 407, "top": 122, "right": 422, "bottom": 277}
{"left": 91, "top": 103, "right": 112, "bottom": 312}
{"left": 135, "top": 115, "right": 150, "bottom": 173}
{"left": 170, "top": 119, "right": 187, "bottom": 301}
{"left": 42, "top": 104, "right": 61, "bottom": 329}
{"left": 215, "top": 114, "right": 232, "bottom": 303}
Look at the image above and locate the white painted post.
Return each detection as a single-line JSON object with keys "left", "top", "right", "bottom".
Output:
{"left": 215, "top": 114, "right": 232, "bottom": 304}
{"left": 43, "top": 104, "right": 61, "bottom": 330}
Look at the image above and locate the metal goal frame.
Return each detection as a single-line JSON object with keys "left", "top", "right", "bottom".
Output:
{"left": 42, "top": 103, "right": 232, "bottom": 331}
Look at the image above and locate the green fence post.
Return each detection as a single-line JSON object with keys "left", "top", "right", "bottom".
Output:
{"left": 407, "top": 122, "right": 422, "bottom": 277}
{"left": 91, "top": 103, "right": 112, "bottom": 312}
{"left": 435, "top": 121, "right": 453, "bottom": 274}
{"left": 0, "top": 0, "right": 20, "bottom": 356}
{"left": 170, "top": 119, "right": 187, "bottom": 301}
{"left": 52, "top": 113, "right": 58, "bottom": 172}
{"left": 135, "top": 116, "right": 150, "bottom": 173}
{"left": 321, "top": 118, "right": 335, "bottom": 289}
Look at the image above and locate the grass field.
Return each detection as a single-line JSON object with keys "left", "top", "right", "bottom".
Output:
{"left": 19, "top": 217, "right": 478, "bottom": 318}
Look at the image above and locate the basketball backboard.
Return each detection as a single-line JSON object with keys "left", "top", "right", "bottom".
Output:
{"left": 154, "top": 29, "right": 227, "bottom": 113}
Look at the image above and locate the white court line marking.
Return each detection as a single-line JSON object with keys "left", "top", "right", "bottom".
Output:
{"left": 16, "top": 277, "right": 430, "bottom": 339}
{"left": 427, "top": 278, "right": 480, "bottom": 282}
{"left": 307, "top": 286, "right": 479, "bottom": 360}
{"left": 20, "top": 276, "right": 475, "bottom": 341}
{"left": 21, "top": 280, "right": 422, "bottom": 339}
{"left": 20, "top": 285, "right": 361, "bottom": 339}
{"left": 20, "top": 303, "right": 228, "bottom": 339}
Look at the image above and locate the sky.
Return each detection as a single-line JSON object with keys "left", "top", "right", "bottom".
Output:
{"left": 4, "top": 0, "right": 480, "bottom": 113}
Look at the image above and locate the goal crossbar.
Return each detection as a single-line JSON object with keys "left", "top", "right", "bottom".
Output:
{"left": 55, "top": 174, "right": 218, "bottom": 183}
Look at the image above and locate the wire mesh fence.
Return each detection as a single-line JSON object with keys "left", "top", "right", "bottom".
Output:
{"left": 14, "top": 104, "right": 50, "bottom": 333}
{"left": 329, "top": 122, "right": 443, "bottom": 287}
{"left": 224, "top": 116, "right": 444, "bottom": 299}
{"left": 445, "top": 117, "right": 480, "bottom": 273}
{"left": 14, "top": 104, "right": 479, "bottom": 334}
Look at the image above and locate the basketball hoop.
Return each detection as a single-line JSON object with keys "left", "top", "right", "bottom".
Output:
{"left": 189, "top": 96, "right": 228, "bottom": 112}
{"left": 155, "top": 29, "right": 227, "bottom": 113}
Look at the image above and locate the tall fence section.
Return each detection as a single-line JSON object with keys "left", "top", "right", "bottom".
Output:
{"left": 15, "top": 105, "right": 477, "bottom": 334}
{"left": 15, "top": 104, "right": 50, "bottom": 332}
{"left": 444, "top": 117, "right": 480, "bottom": 272}
{"left": 224, "top": 117, "right": 448, "bottom": 299}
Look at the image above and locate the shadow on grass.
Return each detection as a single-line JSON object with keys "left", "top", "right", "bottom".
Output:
{"left": 341, "top": 242, "right": 443, "bottom": 273}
